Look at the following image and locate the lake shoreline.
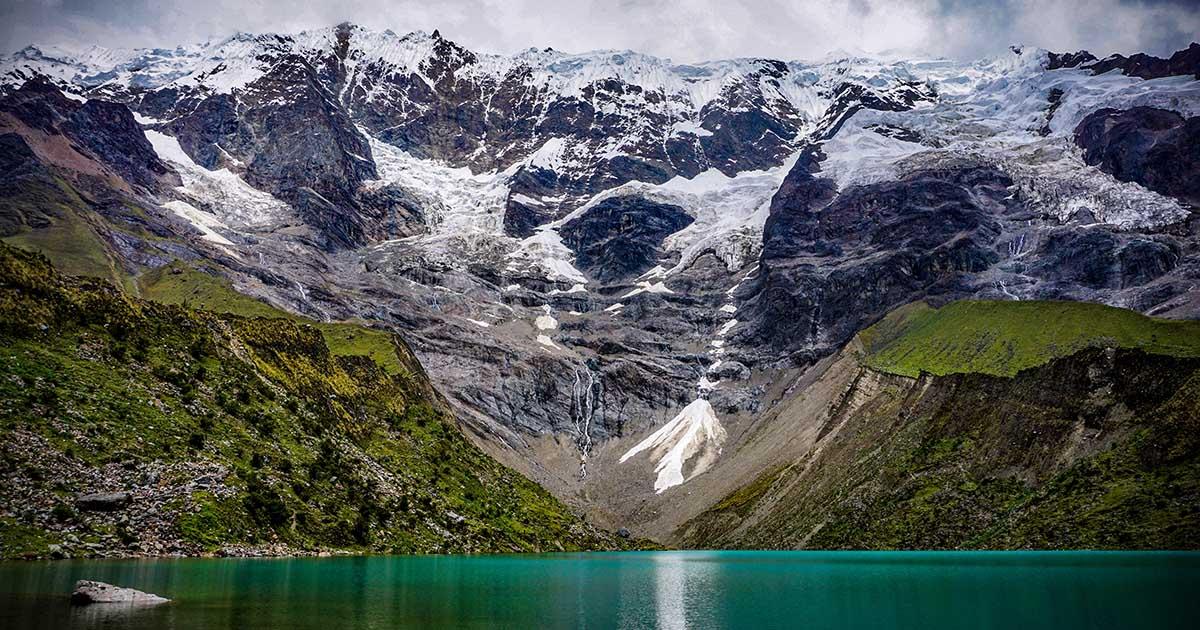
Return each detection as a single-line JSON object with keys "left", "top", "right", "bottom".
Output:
{"left": 8, "top": 545, "right": 1199, "bottom": 564}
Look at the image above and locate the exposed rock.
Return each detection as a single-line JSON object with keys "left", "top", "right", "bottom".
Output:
{"left": 743, "top": 160, "right": 1005, "bottom": 356}
{"left": 70, "top": 580, "right": 169, "bottom": 605}
{"left": 559, "top": 196, "right": 694, "bottom": 282}
{"left": 0, "top": 79, "right": 179, "bottom": 192}
{"left": 1075, "top": 106, "right": 1200, "bottom": 207}
{"left": 1048, "top": 43, "right": 1200, "bottom": 80}
{"left": 1086, "top": 42, "right": 1200, "bottom": 80}
{"left": 708, "top": 361, "right": 750, "bottom": 381}
{"left": 163, "top": 54, "right": 380, "bottom": 249}
{"left": 1046, "top": 50, "right": 1098, "bottom": 71}
{"left": 75, "top": 492, "right": 131, "bottom": 512}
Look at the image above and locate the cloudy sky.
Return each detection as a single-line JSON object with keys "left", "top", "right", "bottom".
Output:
{"left": 2, "top": 0, "right": 1198, "bottom": 62}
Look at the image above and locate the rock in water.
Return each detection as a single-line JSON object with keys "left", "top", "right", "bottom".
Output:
{"left": 70, "top": 581, "right": 169, "bottom": 606}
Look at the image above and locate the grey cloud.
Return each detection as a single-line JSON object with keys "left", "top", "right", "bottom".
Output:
{"left": 1, "top": 0, "right": 1196, "bottom": 61}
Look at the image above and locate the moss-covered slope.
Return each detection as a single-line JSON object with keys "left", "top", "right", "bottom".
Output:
{"left": 862, "top": 300, "right": 1200, "bottom": 377}
{"left": 0, "top": 244, "right": 632, "bottom": 559}
{"left": 680, "top": 300, "right": 1200, "bottom": 550}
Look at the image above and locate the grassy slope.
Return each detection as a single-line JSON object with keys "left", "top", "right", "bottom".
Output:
{"left": 0, "top": 177, "right": 127, "bottom": 291}
{"left": 683, "top": 300, "right": 1200, "bottom": 550}
{"left": 0, "top": 245, "right": 628, "bottom": 558}
{"left": 861, "top": 300, "right": 1200, "bottom": 377}
{"left": 137, "top": 262, "right": 406, "bottom": 375}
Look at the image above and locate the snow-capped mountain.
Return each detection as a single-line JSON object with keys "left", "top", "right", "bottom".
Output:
{"left": 1, "top": 26, "right": 1198, "bottom": 541}
{"left": 2, "top": 23, "right": 935, "bottom": 247}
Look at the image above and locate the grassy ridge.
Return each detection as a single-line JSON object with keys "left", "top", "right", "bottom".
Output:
{"left": 0, "top": 244, "right": 627, "bottom": 558}
{"left": 862, "top": 300, "right": 1200, "bottom": 377}
{"left": 137, "top": 263, "right": 406, "bottom": 375}
{"left": 0, "top": 177, "right": 127, "bottom": 290}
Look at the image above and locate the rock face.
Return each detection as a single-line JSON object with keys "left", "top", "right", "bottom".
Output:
{"left": 1086, "top": 42, "right": 1200, "bottom": 80}
{"left": 70, "top": 581, "right": 169, "bottom": 605}
{"left": 742, "top": 160, "right": 1006, "bottom": 358}
{"left": 162, "top": 52, "right": 380, "bottom": 249}
{"left": 1075, "top": 107, "right": 1200, "bottom": 207}
{"left": 0, "top": 79, "right": 178, "bottom": 192}
{"left": 1047, "top": 42, "right": 1200, "bottom": 80}
{"left": 559, "top": 197, "right": 694, "bottom": 282}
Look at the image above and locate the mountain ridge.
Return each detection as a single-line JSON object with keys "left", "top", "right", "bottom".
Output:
{"left": 0, "top": 26, "right": 1198, "bottom": 548}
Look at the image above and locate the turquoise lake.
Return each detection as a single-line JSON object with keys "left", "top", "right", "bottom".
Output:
{"left": 1, "top": 551, "right": 1197, "bottom": 628}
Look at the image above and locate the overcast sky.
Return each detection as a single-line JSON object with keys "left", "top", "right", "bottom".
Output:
{"left": 2, "top": 0, "right": 1198, "bottom": 62}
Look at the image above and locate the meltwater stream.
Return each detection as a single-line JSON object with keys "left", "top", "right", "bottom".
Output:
{"left": 1, "top": 551, "right": 1197, "bottom": 629}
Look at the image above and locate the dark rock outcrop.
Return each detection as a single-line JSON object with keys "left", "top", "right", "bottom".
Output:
{"left": 559, "top": 196, "right": 694, "bottom": 282}
{"left": 63, "top": 100, "right": 176, "bottom": 190}
{"left": 743, "top": 159, "right": 1006, "bottom": 356}
{"left": 1046, "top": 50, "right": 1098, "bottom": 70}
{"left": 1048, "top": 43, "right": 1200, "bottom": 80}
{"left": 1087, "top": 42, "right": 1200, "bottom": 80}
{"left": 75, "top": 492, "right": 131, "bottom": 511}
{"left": 0, "top": 79, "right": 177, "bottom": 191}
{"left": 1074, "top": 106, "right": 1200, "bottom": 207}
{"left": 164, "top": 54, "right": 379, "bottom": 249}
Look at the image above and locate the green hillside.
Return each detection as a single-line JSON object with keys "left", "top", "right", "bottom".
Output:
{"left": 862, "top": 300, "right": 1200, "bottom": 378}
{"left": 682, "top": 300, "right": 1200, "bottom": 550}
{"left": 137, "top": 262, "right": 405, "bottom": 374}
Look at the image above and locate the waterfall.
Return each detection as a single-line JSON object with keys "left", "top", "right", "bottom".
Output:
{"left": 571, "top": 366, "right": 601, "bottom": 479}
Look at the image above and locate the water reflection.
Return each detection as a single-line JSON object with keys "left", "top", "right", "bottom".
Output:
{"left": 654, "top": 553, "right": 688, "bottom": 630}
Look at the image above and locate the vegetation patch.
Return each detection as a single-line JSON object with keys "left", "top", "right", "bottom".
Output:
{"left": 862, "top": 300, "right": 1200, "bottom": 377}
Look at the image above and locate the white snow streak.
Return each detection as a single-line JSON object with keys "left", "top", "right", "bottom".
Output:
{"left": 619, "top": 399, "right": 727, "bottom": 493}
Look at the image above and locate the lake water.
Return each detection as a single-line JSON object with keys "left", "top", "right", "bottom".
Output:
{"left": 0, "top": 551, "right": 1196, "bottom": 629}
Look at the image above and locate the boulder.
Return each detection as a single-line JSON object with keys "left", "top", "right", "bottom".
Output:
{"left": 75, "top": 492, "right": 131, "bottom": 511}
{"left": 708, "top": 361, "right": 751, "bottom": 381}
{"left": 70, "top": 580, "right": 169, "bottom": 606}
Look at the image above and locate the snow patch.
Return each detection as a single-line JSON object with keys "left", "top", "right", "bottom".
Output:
{"left": 511, "top": 193, "right": 544, "bottom": 207}
{"left": 535, "top": 313, "right": 558, "bottom": 330}
{"left": 161, "top": 200, "right": 238, "bottom": 258}
{"left": 507, "top": 226, "right": 589, "bottom": 284}
{"left": 670, "top": 120, "right": 713, "bottom": 137}
{"left": 621, "top": 281, "right": 674, "bottom": 299}
{"left": 146, "top": 130, "right": 291, "bottom": 228}
{"left": 619, "top": 398, "right": 727, "bottom": 493}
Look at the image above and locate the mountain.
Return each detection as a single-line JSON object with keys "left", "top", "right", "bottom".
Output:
{"left": 1, "top": 25, "right": 1198, "bottom": 549}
